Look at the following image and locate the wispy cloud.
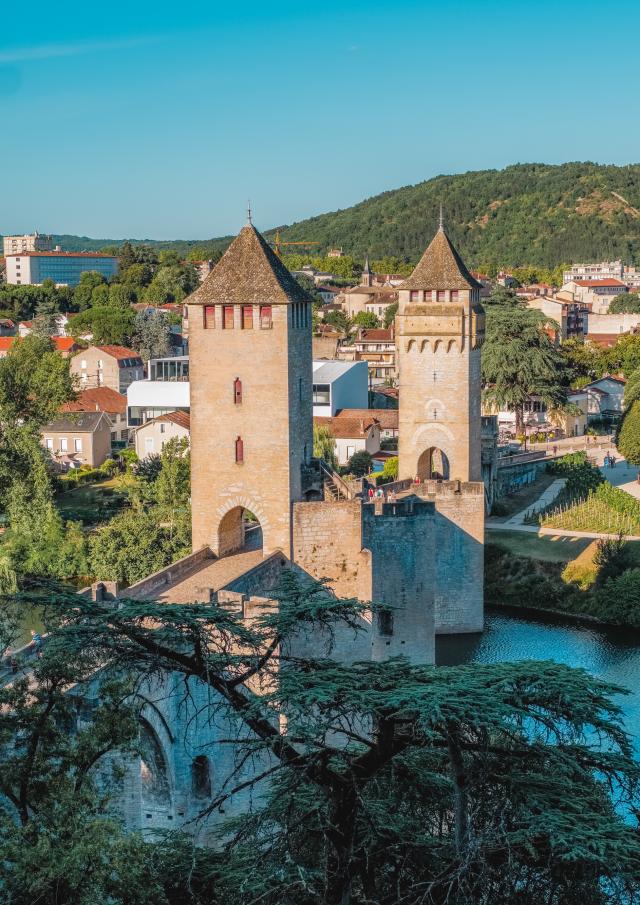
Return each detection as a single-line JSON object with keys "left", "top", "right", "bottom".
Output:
{"left": 0, "top": 35, "right": 161, "bottom": 65}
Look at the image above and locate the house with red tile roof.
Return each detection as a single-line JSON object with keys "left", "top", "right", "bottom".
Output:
{"left": 70, "top": 345, "right": 144, "bottom": 393}
{"left": 133, "top": 411, "right": 190, "bottom": 459}
{"left": 61, "top": 386, "right": 129, "bottom": 443}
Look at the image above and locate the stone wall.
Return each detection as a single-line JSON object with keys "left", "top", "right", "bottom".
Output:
{"left": 363, "top": 497, "right": 436, "bottom": 663}
{"left": 418, "top": 481, "right": 485, "bottom": 634}
{"left": 292, "top": 500, "right": 372, "bottom": 601}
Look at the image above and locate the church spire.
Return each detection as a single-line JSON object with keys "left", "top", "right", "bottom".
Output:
{"left": 362, "top": 255, "right": 372, "bottom": 288}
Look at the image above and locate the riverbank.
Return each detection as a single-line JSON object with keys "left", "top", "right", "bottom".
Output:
{"left": 485, "top": 536, "right": 640, "bottom": 630}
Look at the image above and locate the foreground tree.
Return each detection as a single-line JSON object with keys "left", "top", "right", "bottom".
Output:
{"left": 618, "top": 400, "right": 640, "bottom": 466}
{"left": 31, "top": 572, "right": 640, "bottom": 905}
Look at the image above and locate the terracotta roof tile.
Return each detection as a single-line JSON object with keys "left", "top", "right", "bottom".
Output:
{"left": 335, "top": 408, "right": 398, "bottom": 430}
{"left": 574, "top": 279, "right": 626, "bottom": 287}
{"left": 61, "top": 387, "right": 127, "bottom": 416}
{"left": 155, "top": 411, "right": 190, "bottom": 429}
{"left": 398, "top": 228, "right": 481, "bottom": 291}
{"left": 93, "top": 345, "right": 142, "bottom": 361}
{"left": 314, "top": 415, "right": 379, "bottom": 439}
{"left": 186, "top": 224, "right": 312, "bottom": 306}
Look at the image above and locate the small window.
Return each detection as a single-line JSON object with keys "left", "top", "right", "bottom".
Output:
{"left": 423, "top": 290, "right": 432, "bottom": 302}
{"left": 204, "top": 306, "right": 215, "bottom": 329}
{"left": 80, "top": 359, "right": 87, "bottom": 369}
{"left": 235, "top": 436, "right": 244, "bottom": 463}
{"left": 160, "top": 423, "right": 166, "bottom": 434}
{"left": 410, "top": 290, "right": 419, "bottom": 302}
{"left": 74, "top": 438, "right": 82, "bottom": 452}
{"left": 242, "top": 305, "right": 253, "bottom": 329}
{"left": 191, "top": 755, "right": 211, "bottom": 799}
{"left": 223, "top": 306, "right": 234, "bottom": 329}
{"left": 437, "top": 290, "right": 446, "bottom": 302}
{"left": 234, "top": 377, "right": 242, "bottom": 404}
{"left": 60, "top": 437, "right": 68, "bottom": 451}
{"left": 260, "top": 305, "right": 272, "bottom": 328}
{"left": 97, "top": 359, "right": 103, "bottom": 369}
{"left": 378, "top": 610, "right": 394, "bottom": 636}
{"left": 450, "top": 290, "right": 459, "bottom": 301}
{"left": 45, "top": 438, "right": 53, "bottom": 450}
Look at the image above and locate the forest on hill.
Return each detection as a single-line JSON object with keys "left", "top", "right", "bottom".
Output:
{"left": 7, "top": 162, "right": 640, "bottom": 270}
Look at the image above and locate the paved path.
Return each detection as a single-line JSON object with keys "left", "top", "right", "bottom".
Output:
{"left": 488, "top": 443, "right": 640, "bottom": 540}
{"left": 500, "top": 478, "right": 567, "bottom": 527}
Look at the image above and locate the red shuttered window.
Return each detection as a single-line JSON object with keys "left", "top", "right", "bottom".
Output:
{"left": 260, "top": 305, "right": 272, "bottom": 329}
{"left": 234, "top": 378, "right": 242, "bottom": 404}
{"left": 204, "top": 306, "right": 215, "bottom": 328}
{"left": 223, "top": 306, "right": 234, "bottom": 329}
{"left": 235, "top": 436, "right": 244, "bottom": 463}
{"left": 242, "top": 305, "right": 253, "bottom": 329}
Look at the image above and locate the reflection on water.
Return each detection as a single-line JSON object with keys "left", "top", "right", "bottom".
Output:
{"left": 437, "top": 609, "right": 640, "bottom": 750}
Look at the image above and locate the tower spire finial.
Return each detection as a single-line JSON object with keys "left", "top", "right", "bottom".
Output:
{"left": 438, "top": 203, "right": 444, "bottom": 232}
{"left": 247, "top": 200, "right": 252, "bottom": 225}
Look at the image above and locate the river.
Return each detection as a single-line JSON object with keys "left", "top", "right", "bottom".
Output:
{"left": 437, "top": 609, "right": 640, "bottom": 750}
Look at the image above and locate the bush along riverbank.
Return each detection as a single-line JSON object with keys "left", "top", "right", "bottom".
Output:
{"left": 485, "top": 536, "right": 640, "bottom": 629}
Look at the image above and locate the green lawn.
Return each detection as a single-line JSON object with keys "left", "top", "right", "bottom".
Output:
{"left": 487, "top": 529, "right": 593, "bottom": 563}
{"left": 55, "top": 477, "right": 129, "bottom": 524}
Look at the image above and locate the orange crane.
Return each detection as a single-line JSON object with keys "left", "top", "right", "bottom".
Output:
{"left": 271, "top": 230, "right": 320, "bottom": 257}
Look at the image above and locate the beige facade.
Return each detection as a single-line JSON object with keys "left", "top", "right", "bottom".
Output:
{"left": 134, "top": 412, "right": 190, "bottom": 459}
{"left": 41, "top": 412, "right": 113, "bottom": 468}
{"left": 186, "top": 224, "right": 313, "bottom": 558}
{"left": 70, "top": 345, "right": 144, "bottom": 393}
{"left": 396, "top": 227, "right": 485, "bottom": 483}
{"left": 3, "top": 233, "right": 52, "bottom": 256}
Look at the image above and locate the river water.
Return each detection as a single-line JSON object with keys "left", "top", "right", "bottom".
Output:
{"left": 437, "top": 609, "right": 640, "bottom": 750}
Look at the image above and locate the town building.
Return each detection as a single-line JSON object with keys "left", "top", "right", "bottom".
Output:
{"left": 41, "top": 411, "right": 113, "bottom": 469}
{"left": 0, "top": 335, "right": 80, "bottom": 358}
{"left": 70, "top": 345, "right": 144, "bottom": 393}
{"left": 561, "top": 279, "right": 628, "bottom": 313}
{"left": 562, "top": 260, "right": 640, "bottom": 289}
{"left": 313, "top": 413, "right": 381, "bottom": 465}
{"left": 0, "top": 318, "right": 15, "bottom": 336}
{"left": 581, "top": 376, "right": 626, "bottom": 419}
{"left": 5, "top": 252, "right": 118, "bottom": 287}
{"left": 339, "top": 327, "right": 396, "bottom": 384}
{"left": 311, "top": 360, "right": 368, "bottom": 416}
{"left": 134, "top": 411, "right": 190, "bottom": 459}
{"left": 335, "top": 407, "right": 399, "bottom": 442}
{"left": 585, "top": 311, "right": 640, "bottom": 343}
{"left": 61, "top": 386, "right": 129, "bottom": 444}
{"left": 2, "top": 232, "right": 52, "bottom": 256}
{"left": 525, "top": 296, "right": 587, "bottom": 340}
{"left": 127, "top": 355, "right": 190, "bottom": 427}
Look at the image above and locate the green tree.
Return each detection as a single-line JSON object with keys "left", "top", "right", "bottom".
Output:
{"left": 89, "top": 506, "right": 190, "bottom": 584}
{"left": 482, "top": 300, "right": 567, "bottom": 434}
{"left": 351, "top": 311, "right": 379, "bottom": 329}
{"left": 313, "top": 424, "right": 338, "bottom": 470}
{"left": 323, "top": 309, "right": 350, "bottom": 334}
{"left": 73, "top": 272, "right": 106, "bottom": 311}
{"left": 562, "top": 338, "right": 606, "bottom": 384}
{"left": 609, "top": 292, "right": 640, "bottom": 314}
{"left": 70, "top": 306, "right": 136, "bottom": 346}
{"left": 108, "top": 282, "right": 136, "bottom": 309}
{"left": 347, "top": 449, "right": 373, "bottom": 476}
{"left": 383, "top": 301, "right": 398, "bottom": 328}
{"left": 45, "top": 574, "right": 640, "bottom": 905}
{"left": 132, "top": 310, "right": 171, "bottom": 362}
{"left": 618, "top": 400, "right": 640, "bottom": 465}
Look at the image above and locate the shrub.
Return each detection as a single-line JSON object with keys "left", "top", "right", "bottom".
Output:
{"left": 346, "top": 450, "right": 373, "bottom": 477}
{"left": 618, "top": 401, "right": 640, "bottom": 465}
{"left": 561, "top": 541, "right": 599, "bottom": 590}
{"left": 595, "top": 569, "right": 640, "bottom": 627}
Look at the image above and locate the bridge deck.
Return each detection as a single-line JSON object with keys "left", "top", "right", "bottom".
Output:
{"left": 139, "top": 547, "right": 264, "bottom": 604}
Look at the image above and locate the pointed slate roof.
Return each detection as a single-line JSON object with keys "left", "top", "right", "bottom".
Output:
{"left": 187, "top": 224, "right": 313, "bottom": 305}
{"left": 398, "top": 227, "right": 482, "bottom": 292}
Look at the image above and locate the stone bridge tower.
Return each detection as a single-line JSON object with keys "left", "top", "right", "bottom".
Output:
{"left": 186, "top": 221, "right": 313, "bottom": 558}
{"left": 396, "top": 221, "right": 485, "bottom": 482}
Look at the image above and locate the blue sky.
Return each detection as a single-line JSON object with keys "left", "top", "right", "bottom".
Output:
{"left": 2, "top": 0, "right": 639, "bottom": 239}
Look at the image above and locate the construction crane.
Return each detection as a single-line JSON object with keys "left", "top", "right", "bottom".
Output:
{"left": 271, "top": 230, "right": 320, "bottom": 257}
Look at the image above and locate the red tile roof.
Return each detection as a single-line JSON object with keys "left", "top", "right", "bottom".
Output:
{"left": 314, "top": 414, "right": 379, "bottom": 439}
{"left": 574, "top": 279, "right": 626, "bottom": 288}
{"left": 94, "top": 345, "right": 142, "bottom": 361}
{"left": 52, "top": 336, "right": 79, "bottom": 352}
{"left": 61, "top": 387, "right": 127, "bottom": 416}
{"left": 0, "top": 337, "right": 16, "bottom": 351}
{"left": 155, "top": 411, "right": 190, "bottom": 429}
{"left": 358, "top": 328, "right": 394, "bottom": 341}
{"left": 335, "top": 408, "right": 398, "bottom": 431}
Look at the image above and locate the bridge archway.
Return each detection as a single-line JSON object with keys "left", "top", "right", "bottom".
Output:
{"left": 416, "top": 447, "right": 450, "bottom": 481}
{"left": 217, "top": 506, "right": 263, "bottom": 557}
{"left": 139, "top": 718, "right": 172, "bottom": 818}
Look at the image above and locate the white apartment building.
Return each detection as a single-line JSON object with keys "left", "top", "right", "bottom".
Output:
{"left": 563, "top": 261, "right": 640, "bottom": 290}
{"left": 2, "top": 232, "right": 52, "bottom": 257}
